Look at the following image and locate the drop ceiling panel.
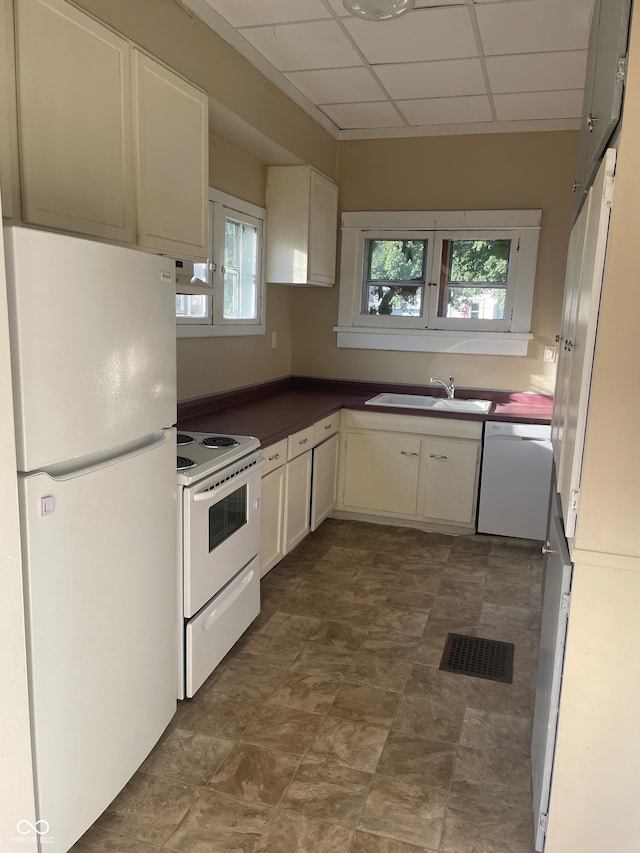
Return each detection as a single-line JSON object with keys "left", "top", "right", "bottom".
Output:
{"left": 203, "top": 0, "right": 331, "bottom": 27}
{"left": 494, "top": 89, "right": 584, "bottom": 121}
{"left": 399, "top": 95, "right": 493, "bottom": 125}
{"left": 375, "top": 58, "right": 487, "bottom": 99}
{"left": 342, "top": 7, "right": 478, "bottom": 64}
{"left": 183, "top": 0, "right": 595, "bottom": 137}
{"left": 320, "top": 101, "right": 405, "bottom": 128}
{"left": 487, "top": 51, "right": 588, "bottom": 94}
{"left": 240, "top": 21, "right": 362, "bottom": 71}
{"left": 285, "top": 67, "right": 387, "bottom": 104}
{"left": 476, "top": 0, "right": 592, "bottom": 55}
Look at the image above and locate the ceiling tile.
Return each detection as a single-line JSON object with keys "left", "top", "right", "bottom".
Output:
{"left": 285, "top": 67, "right": 386, "bottom": 104}
{"left": 487, "top": 50, "right": 588, "bottom": 94}
{"left": 375, "top": 58, "right": 486, "bottom": 99}
{"left": 475, "top": 0, "right": 592, "bottom": 55}
{"left": 320, "top": 101, "right": 405, "bottom": 128}
{"left": 398, "top": 95, "right": 493, "bottom": 125}
{"left": 494, "top": 89, "right": 584, "bottom": 120}
{"left": 342, "top": 7, "right": 478, "bottom": 64}
{"left": 203, "top": 0, "right": 331, "bottom": 28}
{"left": 240, "top": 21, "right": 362, "bottom": 71}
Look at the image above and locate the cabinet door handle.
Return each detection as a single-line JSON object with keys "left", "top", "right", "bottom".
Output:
{"left": 268, "top": 453, "right": 280, "bottom": 461}
{"left": 298, "top": 438, "right": 309, "bottom": 445}
{"left": 429, "top": 454, "right": 449, "bottom": 459}
{"left": 400, "top": 451, "right": 419, "bottom": 457}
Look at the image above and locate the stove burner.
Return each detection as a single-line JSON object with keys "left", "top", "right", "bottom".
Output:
{"left": 200, "top": 436, "right": 239, "bottom": 448}
{"left": 177, "top": 456, "right": 196, "bottom": 470}
{"left": 177, "top": 433, "right": 194, "bottom": 446}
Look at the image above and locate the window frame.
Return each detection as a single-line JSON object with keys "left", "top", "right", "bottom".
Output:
{"left": 335, "top": 209, "right": 541, "bottom": 356}
{"left": 358, "top": 231, "right": 433, "bottom": 328}
{"left": 176, "top": 188, "right": 266, "bottom": 338}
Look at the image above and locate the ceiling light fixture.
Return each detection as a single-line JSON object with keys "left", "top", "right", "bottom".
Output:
{"left": 342, "top": 0, "right": 415, "bottom": 22}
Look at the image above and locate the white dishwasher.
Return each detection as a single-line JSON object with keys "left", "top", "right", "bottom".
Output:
{"left": 477, "top": 421, "right": 553, "bottom": 540}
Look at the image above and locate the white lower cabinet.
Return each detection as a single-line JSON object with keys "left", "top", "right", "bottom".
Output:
{"left": 260, "top": 464, "right": 286, "bottom": 578}
{"left": 423, "top": 439, "right": 479, "bottom": 525}
{"left": 311, "top": 432, "right": 339, "bottom": 531}
{"left": 338, "top": 411, "right": 482, "bottom": 532}
{"left": 283, "top": 450, "right": 313, "bottom": 553}
{"left": 342, "top": 431, "right": 420, "bottom": 517}
{"left": 260, "top": 415, "right": 340, "bottom": 575}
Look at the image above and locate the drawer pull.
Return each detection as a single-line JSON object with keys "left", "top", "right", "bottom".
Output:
{"left": 298, "top": 437, "right": 309, "bottom": 445}
{"left": 324, "top": 423, "right": 332, "bottom": 430}
{"left": 400, "top": 451, "right": 419, "bottom": 457}
{"left": 268, "top": 453, "right": 281, "bottom": 461}
{"left": 429, "top": 454, "right": 449, "bottom": 460}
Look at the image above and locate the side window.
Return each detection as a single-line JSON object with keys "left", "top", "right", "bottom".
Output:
{"left": 176, "top": 190, "right": 265, "bottom": 337}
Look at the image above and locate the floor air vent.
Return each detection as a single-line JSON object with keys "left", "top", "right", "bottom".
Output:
{"left": 440, "top": 633, "right": 514, "bottom": 684}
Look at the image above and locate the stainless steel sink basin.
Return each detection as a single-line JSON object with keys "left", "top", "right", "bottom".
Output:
{"left": 365, "top": 393, "right": 492, "bottom": 414}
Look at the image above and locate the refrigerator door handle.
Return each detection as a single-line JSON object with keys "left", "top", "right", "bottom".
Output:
{"left": 40, "top": 430, "right": 175, "bottom": 481}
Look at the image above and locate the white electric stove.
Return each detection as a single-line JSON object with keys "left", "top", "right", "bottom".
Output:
{"left": 176, "top": 430, "right": 264, "bottom": 698}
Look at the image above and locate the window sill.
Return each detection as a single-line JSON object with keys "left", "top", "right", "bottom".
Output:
{"left": 333, "top": 326, "right": 533, "bottom": 356}
{"left": 177, "top": 324, "right": 265, "bottom": 338}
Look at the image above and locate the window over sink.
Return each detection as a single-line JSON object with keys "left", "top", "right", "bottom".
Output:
{"left": 176, "top": 189, "right": 266, "bottom": 337}
{"left": 335, "top": 209, "right": 541, "bottom": 356}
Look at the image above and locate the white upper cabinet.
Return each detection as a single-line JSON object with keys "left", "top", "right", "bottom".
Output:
{"left": 572, "top": 0, "right": 631, "bottom": 221}
{"left": 13, "top": 0, "right": 208, "bottom": 257}
{"left": 132, "top": 51, "right": 208, "bottom": 260}
{"left": 266, "top": 165, "right": 338, "bottom": 286}
{"left": 15, "top": 0, "right": 134, "bottom": 241}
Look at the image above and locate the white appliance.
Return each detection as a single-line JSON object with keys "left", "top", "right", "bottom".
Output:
{"left": 477, "top": 422, "right": 553, "bottom": 540}
{"left": 177, "top": 431, "right": 263, "bottom": 699}
{"left": 4, "top": 226, "right": 178, "bottom": 852}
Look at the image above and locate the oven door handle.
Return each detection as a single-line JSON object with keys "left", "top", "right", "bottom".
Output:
{"left": 191, "top": 460, "right": 264, "bottom": 503}
{"left": 203, "top": 568, "right": 255, "bottom": 630}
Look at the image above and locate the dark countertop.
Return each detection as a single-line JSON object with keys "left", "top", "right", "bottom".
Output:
{"left": 178, "top": 378, "right": 553, "bottom": 447}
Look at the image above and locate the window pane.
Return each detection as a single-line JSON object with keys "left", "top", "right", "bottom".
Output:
{"left": 176, "top": 293, "right": 208, "bottom": 319}
{"left": 367, "top": 240, "right": 426, "bottom": 282}
{"left": 365, "top": 284, "right": 423, "bottom": 316}
{"left": 438, "top": 239, "right": 510, "bottom": 320}
{"left": 224, "top": 218, "right": 258, "bottom": 320}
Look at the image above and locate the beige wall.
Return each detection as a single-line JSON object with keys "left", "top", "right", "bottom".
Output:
{"left": 292, "top": 131, "right": 578, "bottom": 394}
{"left": 209, "top": 133, "right": 266, "bottom": 208}
{"left": 177, "top": 283, "right": 293, "bottom": 401}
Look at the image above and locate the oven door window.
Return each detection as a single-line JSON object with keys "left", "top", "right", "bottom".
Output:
{"left": 209, "top": 484, "right": 247, "bottom": 551}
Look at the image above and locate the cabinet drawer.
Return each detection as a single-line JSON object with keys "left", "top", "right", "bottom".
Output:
{"left": 262, "top": 439, "right": 288, "bottom": 476}
{"left": 288, "top": 426, "right": 315, "bottom": 460}
{"left": 313, "top": 414, "right": 339, "bottom": 445}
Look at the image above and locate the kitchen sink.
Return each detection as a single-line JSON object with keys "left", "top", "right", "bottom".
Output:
{"left": 365, "top": 393, "right": 492, "bottom": 414}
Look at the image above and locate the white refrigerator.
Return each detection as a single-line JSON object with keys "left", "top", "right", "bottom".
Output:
{"left": 4, "top": 226, "right": 178, "bottom": 852}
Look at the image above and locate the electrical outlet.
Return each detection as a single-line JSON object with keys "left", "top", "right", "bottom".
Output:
{"left": 543, "top": 345, "right": 557, "bottom": 363}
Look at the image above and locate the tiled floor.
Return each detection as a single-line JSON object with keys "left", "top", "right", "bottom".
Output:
{"left": 71, "top": 519, "right": 543, "bottom": 853}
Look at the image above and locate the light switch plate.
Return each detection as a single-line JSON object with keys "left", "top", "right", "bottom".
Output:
{"left": 543, "top": 345, "right": 557, "bottom": 363}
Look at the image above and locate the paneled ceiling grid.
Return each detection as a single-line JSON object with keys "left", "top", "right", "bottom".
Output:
{"left": 183, "top": 0, "right": 594, "bottom": 138}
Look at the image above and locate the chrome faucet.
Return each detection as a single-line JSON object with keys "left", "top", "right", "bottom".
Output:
{"left": 430, "top": 375, "right": 455, "bottom": 399}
